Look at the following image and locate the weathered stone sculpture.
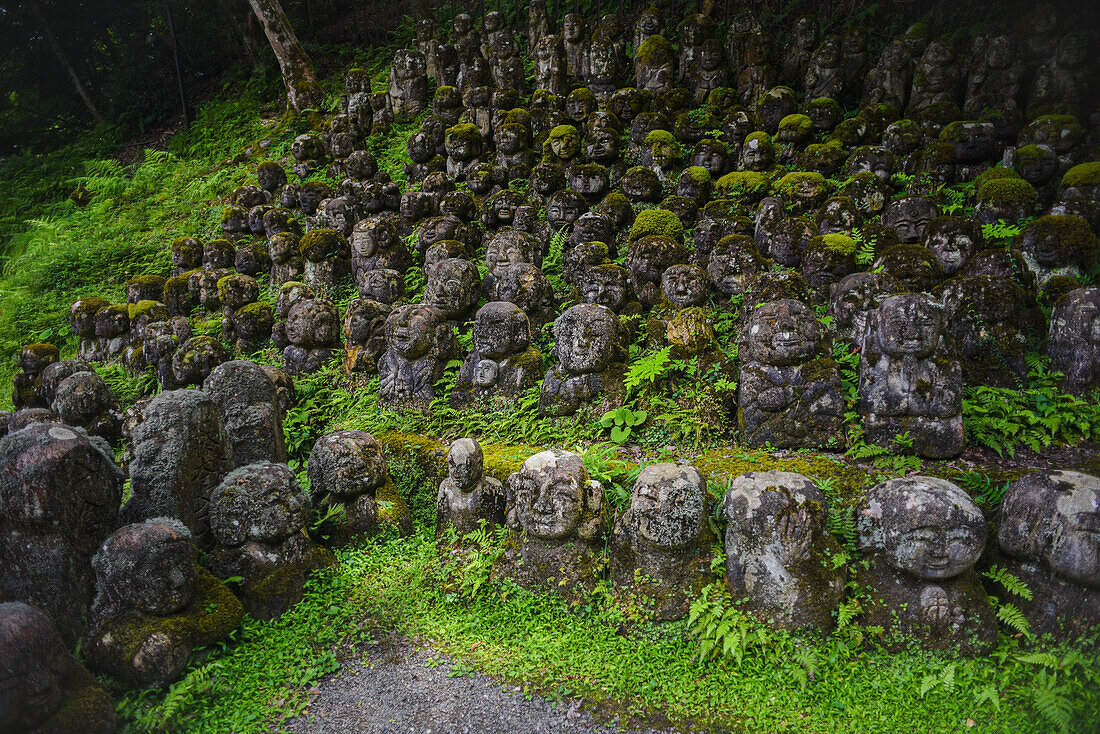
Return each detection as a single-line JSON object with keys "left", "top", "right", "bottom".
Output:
{"left": 82, "top": 519, "right": 242, "bottom": 688}
{"left": 723, "top": 471, "right": 845, "bottom": 630}
{"left": 436, "top": 437, "right": 505, "bottom": 539}
{"left": 452, "top": 302, "right": 542, "bottom": 406}
{"left": 202, "top": 360, "right": 287, "bottom": 467}
{"left": 379, "top": 304, "right": 455, "bottom": 410}
{"left": 856, "top": 477, "right": 996, "bottom": 654}
{"left": 610, "top": 463, "right": 712, "bottom": 621}
{"left": 0, "top": 602, "right": 116, "bottom": 734}
{"left": 343, "top": 298, "right": 391, "bottom": 375}
{"left": 0, "top": 423, "right": 123, "bottom": 644}
{"left": 539, "top": 304, "right": 626, "bottom": 417}
{"left": 859, "top": 294, "right": 964, "bottom": 458}
{"left": 388, "top": 48, "right": 428, "bottom": 119}
{"left": 1048, "top": 288, "right": 1100, "bottom": 396}
{"left": 827, "top": 272, "right": 900, "bottom": 348}
{"left": 284, "top": 298, "right": 342, "bottom": 375}
{"left": 881, "top": 196, "right": 940, "bottom": 245}
{"left": 994, "top": 470, "right": 1100, "bottom": 640}
{"left": 503, "top": 450, "right": 606, "bottom": 597}
{"left": 207, "top": 462, "right": 334, "bottom": 620}
{"left": 935, "top": 275, "right": 1029, "bottom": 387}
{"left": 738, "top": 299, "right": 845, "bottom": 449}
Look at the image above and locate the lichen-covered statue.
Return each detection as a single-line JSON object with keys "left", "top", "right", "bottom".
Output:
{"left": 502, "top": 450, "right": 607, "bottom": 598}
{"left": 206, "top": 462, "right": 335, "bottom": 620}
{"left": 993, "top": 470, "right": 1100, "bottom": 641}
{"left": 436, "top": 437, "right": 505, "bottom": 539}
{"left": 856, "top": 477, "right": 996, "bottom": 654}
{"left": 723, "top": 471, "right": 845, "bottom": 630}
{"left": 610, "top": 463, "right": 713, "bottom": 621}
{"left": 738, "top": 299, "right": 845, "bottom": 449}
{"left": 378, "top": 304, "right": 455, "bottom": 410}
{"left": 859, "top": 294, "right": 964, "bottom": 458}
{"left": 307, "top": 430, "right": 410, "bottom": 546}
{"left": 1048, "top": 288, "right": 1100, "bottom": 397}
{"left": 82, "top": 519, "right": 242, "bottom": 688}
{"left": 452, "top": 302, "right": 542, "bottom": 406}
{"left": 539, "top": 304, "right": 626, "bottom": 417}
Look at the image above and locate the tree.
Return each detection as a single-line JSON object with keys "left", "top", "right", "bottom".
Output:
{"left": 27, "top": 0, "right": 105, "bottom": 125}
{"left": 247, "top": 0, "right": 322, "bottom": 112}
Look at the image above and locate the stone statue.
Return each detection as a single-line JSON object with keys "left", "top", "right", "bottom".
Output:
{"left": 994, "top": 470, "right": 1100, "bottom": 641}
{"left": 82, "top": 519, "right": 242, "bottom": 688}
{"left": 856, "top": 476, "right": 996, "bottom": 654}
{"left": 827, "top": 272, "right": 900, "bottom": 348}
{"left": 378, "top": 304, "right": 455, "bottom": 410}
{"left": 436, "top": 437, "right": 505, "bottom": 539}
{"left": 859, "top": 294, "right": 964, "bottom": 458}
{"left": 539, "top": 304, "right": 626, "bottom": 417}
{"left": 452, "top": 302, "right": 542, "bottom": 406}
{"left": 723, "top": 471, "right": 845, "bottom": 630}
{"left": 1048, "top": 288, "right": 1100, "bottom": 396}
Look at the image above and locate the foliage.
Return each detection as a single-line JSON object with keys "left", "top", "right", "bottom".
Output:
{"left": 599, "top": 406, "right": 648, "bottom": 444}
{"left": 623, "top": 345, "right": 671, "bottom": 398}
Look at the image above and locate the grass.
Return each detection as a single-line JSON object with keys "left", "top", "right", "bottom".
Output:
{"left": 114, "top": 523, "right": 1100, "bottom": 734}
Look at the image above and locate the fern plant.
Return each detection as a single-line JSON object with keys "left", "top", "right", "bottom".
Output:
{"left": 624, "top": 345, "right": 671, "bottom": 398}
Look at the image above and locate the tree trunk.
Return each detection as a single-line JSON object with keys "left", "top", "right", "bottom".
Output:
{"left": 28, "top": 0, "right": 105, "bottom": 125}
{"left": 215, "top": 0, "right": 261, "bottom": 67}
{"left": 247, "top": 0, "right": 321, "bottom": 112}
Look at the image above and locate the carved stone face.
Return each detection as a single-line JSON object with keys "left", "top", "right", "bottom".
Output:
{"left": 485, "top": 231, "right": 533, "bottom": 278}
{"left": 424, "top": 259, "right": 479, "bottom": 319}
{"left": 700, "top": 39, "right": 724, "bottom": 70}
{"left": 847, "top": 147, "right": 895, "bottom": 181}
{"left": 285, "top": 300, "right": 339, "bottom": 348}
{"left": 549, "top": 127, "right": 582, "bottom": 161}
{"left": 565, "top": 91, "right": 594, "bottom": 123}
{"left": 510, "top": 450, "right": 599, "bottom": 541}
{"left": 580, "top": 265, "right": 630, "bottom": 312}
{"left": 473, "top": 301, "right": 529, "bottom": 360}
{"left": 453, "top": 14, "right": 471, "bottom": 35}
{"left": 743, "top": 299, "right": 822, "bottom": 365}
{"left": 407, "top": 132, "right": 434, "bottom": 163}
{"left": 94, "top": 520, "right": 197, "bottom": 616}
{"left": 629, "top": 463, "right": 705, "bottom": 548}
{"left": 531, "top": 163, "right": 566, "bottom": 197}
{"left": 923, "top": 217, "right": 981, "bottom": 275}
{"left": 706, "top": 235, "right": 762, "bottom": 295}
{"left": 723, "top": 471, "right": 828, "bottom": 563}
{"left": 572, "top": 212, "right": 613, "bottom": 245}
{"left": 386, "top": 304, "right": 440, "bottom": 359}
{"left": 358, "top": 268, "right": 404, "bottom": 304}
{"left": 562, "top": 13, "right": 585, "bottom": 43}
{"left": 691, "top": 140, "right": 728, "bottom": 177}
{"left": 738, "top": 135, "right": 775, "bottom": 172}
{"left": 636, "top": 8, "right": 661, "bottom": 37}
{"left": 210, "top": 463, "right": 310, "bottom": 546}
{"left": 882, "top": 197, "right": 939, "bottom": 244}
{"left": 620, "top": 167, "right": 661, "bottom": 202}
{"left": 858, "top": 477, "right": 985, "bottom": 581}
{"left": 587, "top": 129, "right": 619, "bottom": 163}
{"left": 874, "top": 294, "right": 943, "bottom": 358}
{"left": 829, "top": 272, "right": 899, "bottom": 344}
{"left": 662, "top": 265, "right": 709, "bottom": 308}
{"left": 417, "top": 216, "right": 462, "bottom": 252}
{"left": 495, "top": 264, "right": 553, "bottom": 316}
{"left": 569, "top": 166, "right": 610, "bottom": 198}
{"left": 546, "top": 191, "right": 585, "bottom": 230}
{"left": 447, "top": 438, "right": 484, "bottom": 493}
{"left": 554, "top": 304, "right": 617, "bottom": 373}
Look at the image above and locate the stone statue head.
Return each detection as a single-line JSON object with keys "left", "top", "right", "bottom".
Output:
{"left": 882, "top": 196, "right": 940, "bottom": 245}
{"left": 998, "top": 470, "right": 1100, "bottom": 589}
{"left": 662, "top": 264, "right": 709, "bottom": 308}
{"left": 91, "top": 518, "right": 197, "bottom": 616}
{"left": 357, "top": 268, "right": 405, "bottom": 304}
{"left": 706, "top": 234, "right": 764, "bottom": 296}
{"left": 871, "top": 293, "right": 945, "bottom": 358}
{"left": 580, "top": 264, "right": 632, "bottom": 312}
{"left": 485, "top": 231, "right": 535, "bottom": 279}
{"left": 209, "top": 463, "right": 311, "bottom": 547}
{"left": 740, "top": 299, "right": 822, "bottom": 365}
{"left": 857, "top": 477, "right": 985, "bottom": 580}
{"left": 508, "top": 450, "right": 604, "bottom": 541}
{"left": 473, "top": 301, "right": 531, "bottom": 359}
{"left": 552, "top": 303, "right": 620, "bottom": 374}
{"left": 308, "top": 430, "right": 387, "bottom": 500}
{"left": 385, "top": 303, "right": 446, "bottom": 360}
{"left": 723, "top": 471, "right": 831, "bottom": 568}
{"left": 0, "top": 603, "right": 70, "bottom": 732}
{"left": 628, "top": 463, "right": 706, "bottom": 549}
{"left": 828, "top": 272, "right": 900, "bottom": 345}
{"left": 423, "top": 258, "right": 481, "bottom": 320}
{"left": 447, "top": 438, "right": 484, "bottom": 493}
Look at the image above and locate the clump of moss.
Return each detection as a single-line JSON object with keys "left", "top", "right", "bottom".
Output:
{"left": 629, "top": 209, "right": 684, "bottom": 243}
{"left": 776, "top": 113, "right": 814, "bottom": 141}
{"left": 644, "top": 129, "right": 678, "bottom": 148}
{"left": 973, "top": 166, "right": 1021, "bottom": 191}
{"left": 1061, "top": 161, "right": 1100, "bottom": 188}
{"left": 977, "top": 177, "right": 1038, "bottom": 208}
{"left": 635, "top": 34, "right": 673, "bottom": 65}
{"left": 127, "top": 300, "right": 168, "bottom": 321}
{"left": 299, "top": 229, "right": 347, "bottom": 262}
{"left": 715, "top": 171, "right": 770, "bottom": 199}
{"left": 684, "top": 166, "right": 711, "bottom": 186}
{"left": 820, "top": 233, "right": 857, "bottom": 256}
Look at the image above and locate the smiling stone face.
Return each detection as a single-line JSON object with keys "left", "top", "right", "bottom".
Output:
{"left": 553, "top": 304, "right": 618, "bottom": 374}
{"left": 923, "top": 216, "right": 982, "bottom": 274}
{"left": 873, "top": 293, "right": 944, "bottom": 358}
{"left": 509, "top": 450, "right": 601, "bottom": 541}
{"left": 858, "top": 477, "right": 985, "bottom": 581}
{"left": 741, "top": 299, "right": 822, "bottom": 365}
{"left": 423, "top": 258, "right": 480, "bottom": 320}
{"left": 662, "top": 264, "right": 709, "bottom": 308}
{"left": 882, "top": 196, "right": 940, "bottom": 244}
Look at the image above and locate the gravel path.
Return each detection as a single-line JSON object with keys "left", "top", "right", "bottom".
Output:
{"left": 283, "top": 634, "right": 682, "bottom": 734}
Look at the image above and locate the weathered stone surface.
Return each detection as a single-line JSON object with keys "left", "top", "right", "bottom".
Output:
{"left": 379, "top": 304, "right": 456, "bottom": 409}
{"left": 203, "top": 360, "right": 287, "bottom": 467}
{"left": 1048, "top": 288, "right": 1100, "bottom": 396}
{"left": 539, "top": 304, "right": 626, "bottom": 417}
{"left": 0, "top": 423, "right": 122, "bottom": 646}
{"left": 723, "top": 471, "right": 845, "bottom": 630}
{"left": 82, "top": 518, "right": 242, "bottom": 688}
{"left": 206, "top": 462, "right": 335, "bottom": 620}
{"left": 436, "top": 437, "right": 505, "bottom": 539}
{"left": 610, "top": 463, "right": 712, "bottom": 621}
{"left": 993, "top": 470, "right": 1100, "bottom": 641}
{"left": 856, "top": 476, "right": 996, "bottom": 654}
{"left": 0, "top": 601, "right": 116, "bottom": 734}
{"left": 121, "top": 390, "right": 234, "bottom": 545}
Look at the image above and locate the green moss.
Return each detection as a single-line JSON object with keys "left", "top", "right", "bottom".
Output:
{"left": 715, "top": 171, "right": 770, "bottom": 198}
{"left": 299, "top": 228, "right": 346, "bottom": 262}
{"left": 635, "top": 34, "right": 673, "bottom": 65}
{"left": 127, "top": 274, "right": 166, "bottom": 289}
{"left": 776, "top": 171, "right": 827, "bottom": 198}
{"left": 977, "top": 177, "right": 1038, "bottom": 208}
{"left": 1061, "top": 161, "right": 1100, "bottom": 188}
{"left": 547, "top": 124, "right": 579, "bottom": 141}
{"left": 71, "top": 296, "right": 110, "bottom": 318}
{"left": 744, "top": 131, "right": 770, "bottom": 148}
{"left": 777, "top": 113, "right": 813, "bottom": 138}
{"left": 695, "top": 448, "right": 873, "bottom": 504}
{"left": 644, "top": 129, "right": 678, "bottom": 148}
{"left": 820, "top": 233, "right": 857, "bottom": 256}
{"left": 684, "top": 166, "right": 711, "bottom": 186}
{"left": 973, "top": 166, "right": 1021, "bottom": 191}
{"left": 127, "top": 299, "right": 167, "bottom": 320}
{"left": 629, "top": 209, "right": 685, "bottom": 243}
{"left": 23, "top": 342, "right": 60, "bottom": 360}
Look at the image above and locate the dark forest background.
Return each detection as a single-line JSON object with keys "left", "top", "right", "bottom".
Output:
{"left": 3, "top": 0, "right": 1097, "bottom": 157}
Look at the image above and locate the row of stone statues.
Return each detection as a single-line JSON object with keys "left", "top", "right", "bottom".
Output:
{"left": 437, "top": 438, "right": 1099, "bottom": 648}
